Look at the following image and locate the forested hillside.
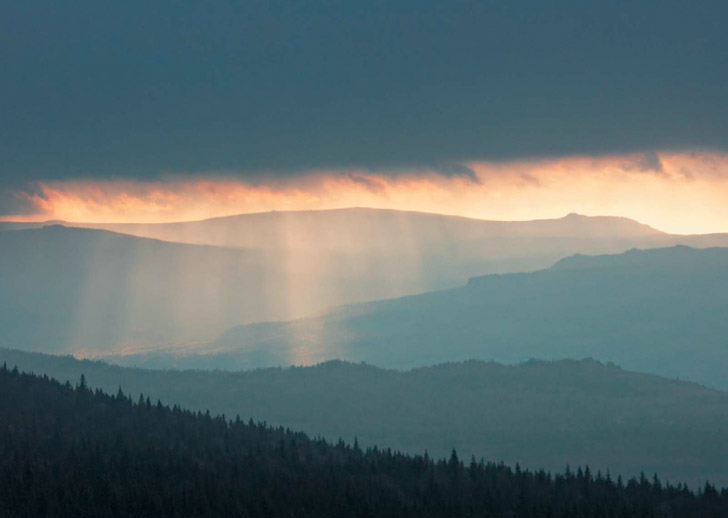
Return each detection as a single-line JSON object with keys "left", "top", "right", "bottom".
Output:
{"left": 4, "top": 349, "right": 728, "bottom": 487}
{"left": 1, "top": 365, "right": 726, "bottom": 518}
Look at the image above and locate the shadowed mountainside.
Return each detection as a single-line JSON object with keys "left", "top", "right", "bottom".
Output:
{"left": 0, "top": 226, "right": 306, "bottom": 352}
{"left": 2, "top": 348, "right": 728, "bottom": 488}
{"left": 3, "top": 210, "right": 728, "bottom": 357}
{"left": 5, "top": 210, "right": 690, "bottom": 303}
{"left": 9, "top": 209, "right": 728, "bottom": 295}
{"left": 68, "top": 209, "right": 728, "bottom": 289}
{"left": 142, "top": 245, "right": 728, "bottom": 389}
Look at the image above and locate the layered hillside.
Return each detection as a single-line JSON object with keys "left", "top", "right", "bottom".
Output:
{"left": 4, "top": 349, "right": 728, "bottom": 487}
{"left": 161, "top": 246, "right": 728, "bottom": 389}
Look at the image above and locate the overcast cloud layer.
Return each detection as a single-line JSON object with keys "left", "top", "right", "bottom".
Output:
{"left": 1, "top": 0, "right": 727, "bottom": 194}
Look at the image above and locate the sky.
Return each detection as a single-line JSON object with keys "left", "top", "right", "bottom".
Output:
{"left": 2, "top": 1, "right": 728, "bottom": 232}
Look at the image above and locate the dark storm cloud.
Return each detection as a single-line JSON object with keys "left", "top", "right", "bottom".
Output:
{"left": 636, "top": 152, "right": 664, "bottom": 173}
{"left": 0, "top": 189, "right": 36, "bottom": 217}
{"left": 1, "top": 0, "right": 727, "bottom": 188}
{"left": 426, "top": 163, "right": 480, "bottom": 183}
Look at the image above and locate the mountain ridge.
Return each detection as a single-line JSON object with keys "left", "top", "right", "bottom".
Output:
{"left": 3, "top": 211, "right": 710, "bottom": 356}
{"left": 146, "top": 244, "right": 728, "bottom": 389}
{"left": 2, "top": 208, "right": 667, "bottom": 232}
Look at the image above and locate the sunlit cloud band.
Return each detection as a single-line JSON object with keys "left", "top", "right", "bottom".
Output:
{"left": 4, "top": 151, "right": 728, "bottom": 235}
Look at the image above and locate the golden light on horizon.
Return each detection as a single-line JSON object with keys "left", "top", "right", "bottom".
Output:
{"left": 4, "top": 151, "right": 728, "bottom": 235}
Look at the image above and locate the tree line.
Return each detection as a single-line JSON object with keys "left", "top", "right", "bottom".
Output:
{"left": 1, "top": 364, "right": 726, "bottom": 517}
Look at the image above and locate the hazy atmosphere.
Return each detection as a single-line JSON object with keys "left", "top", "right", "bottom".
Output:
{"left": 2, "top": 1, "right": 728, "bottom": 516}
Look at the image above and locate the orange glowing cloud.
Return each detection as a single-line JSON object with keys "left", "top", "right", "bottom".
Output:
{"left": 4, "top": 151, "right": 728, "bottom": 234}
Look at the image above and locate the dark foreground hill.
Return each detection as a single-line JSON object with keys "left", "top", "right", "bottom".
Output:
{"left": 1, "top": 365, "right": 727, "bottom": 518}
{"left": 4, "top": 348, "right": 728, "bottom": 488}
{"left": 173, "top": 245, "right": 728, "bottom": 389}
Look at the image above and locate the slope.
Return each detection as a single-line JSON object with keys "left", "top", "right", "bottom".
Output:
{"left": 5, "top": 364, "right": 727, "bottom": 517}
{"left": 170, "top": 246, "right": 728, "bottom": 389}
{"left": 3, "top": 348, "right": 728, "bottom": 487}
{"left": 0, "top": 226, "right": 304, "bottom": 352}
